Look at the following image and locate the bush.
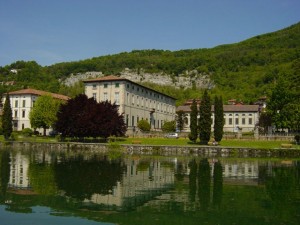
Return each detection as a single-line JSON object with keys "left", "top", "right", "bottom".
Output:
{"left": 22, "top": 128, "right": 33, "bottom": 137}
{"left": 137, "top": 119, "right": 151, "bottom": 132}
{"left": 162, "top": 120, "right": 176, "bottom": 132}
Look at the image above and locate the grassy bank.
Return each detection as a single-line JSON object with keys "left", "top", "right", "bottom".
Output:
{"left": 1, "top": 135, "right": 299, "bottom": 150}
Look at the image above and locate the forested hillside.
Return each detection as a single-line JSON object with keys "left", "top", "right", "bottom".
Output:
{"left": 0, "top": 22, "right": 299, "bottom": 104}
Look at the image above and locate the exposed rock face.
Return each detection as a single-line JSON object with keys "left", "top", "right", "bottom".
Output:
{"left": 61, "top": 68, "right": 214, "bottom": 89}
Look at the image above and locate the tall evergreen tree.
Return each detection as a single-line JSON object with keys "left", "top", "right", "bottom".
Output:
{"left": 176, "top": 110, "right": 187, "bottom": 132}
{"left": 214, "top": 96, "right": 224, "bottom": 142}
{"left": 2, "top": 94, "right": 13, "bottom": 140}
{"left": 189, "top": 99, "right": 198, "bottom": 143}
{"left": 199, "top": 90, "right": 212, "bottom": 145}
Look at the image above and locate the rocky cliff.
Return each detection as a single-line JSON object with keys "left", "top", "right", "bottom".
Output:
{"left": 62, "top": 68, "right": 214, "bottom": 89}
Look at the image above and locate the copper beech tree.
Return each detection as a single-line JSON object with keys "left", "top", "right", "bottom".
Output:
{"left": 55, "top": 94, "right": 126, "bottom": 140}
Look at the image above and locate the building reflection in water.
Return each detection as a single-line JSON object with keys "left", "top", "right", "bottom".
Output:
{"left": 5, "top": 151, "right": 296, "bottom": 212}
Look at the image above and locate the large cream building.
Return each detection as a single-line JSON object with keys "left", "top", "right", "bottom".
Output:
{"left": 84, "top": 75, "right": 176, "bottom": 131}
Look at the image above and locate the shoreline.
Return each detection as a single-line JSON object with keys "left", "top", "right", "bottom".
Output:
{"left": 1, "top": 141, "right": 300, "bottom": 158}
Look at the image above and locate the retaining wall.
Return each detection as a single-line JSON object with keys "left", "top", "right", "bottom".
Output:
{"left": 0, "top": 141, "right": 299, "bottom": 158}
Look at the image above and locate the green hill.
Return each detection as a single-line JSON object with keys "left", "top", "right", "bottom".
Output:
{"left": 0, "top": 22, "right": 299, "bottom": 104}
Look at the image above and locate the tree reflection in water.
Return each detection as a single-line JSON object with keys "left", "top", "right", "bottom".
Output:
{"left": 53, "top": 154, "right": 125, "bottom": 200}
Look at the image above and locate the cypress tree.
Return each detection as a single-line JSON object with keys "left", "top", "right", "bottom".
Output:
{"left": 2, "top": 94, "right": 13, "bottom": 140}
{"left": 189, "top": 99, "right": 198, "bottom": 143}
{"left": 214, "top": 96, "right": 224, "bottom": 142}
{"left": 199, "top": 90, "right": 212, "bottom": 144}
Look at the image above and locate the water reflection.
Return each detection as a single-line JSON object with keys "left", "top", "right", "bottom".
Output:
{"left": 0, "top": 149, "right": 299, "bottom": 225}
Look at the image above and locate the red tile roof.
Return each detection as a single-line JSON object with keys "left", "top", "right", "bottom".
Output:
{"left": 83, "top": 75, "right": 126, "bottom": 83}
{"left": 7, "top": 89, "right": 70, "bottom": 101}
{"left": 177, "top": 104, "right": 260, "bottom": 112}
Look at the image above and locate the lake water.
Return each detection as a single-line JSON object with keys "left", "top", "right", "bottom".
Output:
{"left": 0, "top": 148, "right": 299, "bottom": 225}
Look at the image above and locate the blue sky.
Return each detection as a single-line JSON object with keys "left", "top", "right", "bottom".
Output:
{"left": 1, "top": 0, "right": 299, "bottom": 66}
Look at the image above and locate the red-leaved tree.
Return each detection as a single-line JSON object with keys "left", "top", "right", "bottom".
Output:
{"left": 55, "top": 94, "right": 126, "bottom": 140}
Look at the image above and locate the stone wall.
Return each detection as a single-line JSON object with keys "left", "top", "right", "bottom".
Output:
{"left": 1, "top": 141, "right": 299, "bottom": 158}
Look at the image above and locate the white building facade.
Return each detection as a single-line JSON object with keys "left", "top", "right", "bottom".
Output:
{"left": 84, "top": 75, "right": 176, "bottom": 132}
{"left": 177, "top": 104, "right": 260, "bottom": 133}
{"left": 2, "top": 89, "right": 69, "bottom": 132}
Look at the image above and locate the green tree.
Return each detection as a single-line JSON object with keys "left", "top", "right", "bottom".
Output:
{"left": 176, "top": 110, "right": 187, "bottom": 132}
{"left": 2, "top": 94, "right": 13, "bottom": 140}
{"left": 199, "top": 90, "right": 212, "bottom": 145}
{"left": 214, "top": 96, "right": 224, "bottom": 142}
{"left": 162, "top": 120, "right": 176, "bottom": 132}
{"left": 29, "top": 95, "right": 61, "bottom": 136}
{"left": 189, "top": 99, "right": 198, "bottom": 143}
{"left": 137, "top": 119, "right": 151, "bottom": 132}
{"left": 258, "top": 111, "right": 273, "bottom": 134}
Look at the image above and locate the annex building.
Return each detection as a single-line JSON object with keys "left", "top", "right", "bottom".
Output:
{"left": 1, "top": 88, "right": 69, "bottom": 132}
{"left": 83, "top": 75, "right": 176, "bottom": 132}
{"left": 177, "top": 100, "right": 260, "bottom": 133}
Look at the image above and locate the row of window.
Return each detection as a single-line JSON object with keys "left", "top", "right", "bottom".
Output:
{"left": 226, "top": 118, "right": 253, "bottom": 125}
{"left": 13, "top": 110, "right": 26, "bottom": 118}
{"left": 12, "top": 99, "right": 27, "bottom": 108}
{"left": 127, "top": 93, "right": 174, "bottom": 114}
{"left": 225, "top": 113, "right": 253, "bottom": 117}
{"left": 92, "top": 82, "right": 172, "bottom": 103}
{"left": 125, "top": 114, "right": 165, "bottom": 128}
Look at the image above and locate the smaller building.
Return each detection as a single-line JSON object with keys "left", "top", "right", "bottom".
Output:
{"left": 1, "top": 88, "right": 69, "bottom": 132}
{"left": 177, "top": 102, "right": 260, "bottom": 133}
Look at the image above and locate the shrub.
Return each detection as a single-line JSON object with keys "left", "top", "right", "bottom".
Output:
{"left": 22, "top": 128, "right": 33, "bottom": 137}
{"left": 162, "top": 120, "right": 176, "bottom": 132}
{"left": 137, "top": 119, "right": 151, "bottom": 132}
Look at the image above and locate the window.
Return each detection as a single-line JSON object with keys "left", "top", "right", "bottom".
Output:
{"left": 22, "top": 124, "right": 24, "bottom": 130}
{"left": 104, "top": 83, "right": 108, "bottom": 88}
{"left": 126, "top": 114, "right": 129, "bottom": 126}
{"left": 242, "top": 118, "right": 245, "bottom": 125}
{"left": 103, "top": 92, "right": 108, "bottom": 101}
{"left": 22, "top": 100, "right": 26, "bottom": 107}
{"left": 115, "top": 83, "right": 119, "bottom": 88}
{"left": 229, "top": 118, "right": 233, "bottom": 125}
{"left": 127, "top": 93, "right": 130, "bottom": 104}
{"left": 92, "top": 84, "right": 97, "bottom": 90}
{"left": 235, "top": 118, "right": 239, "bottom": 125}
{"left": 115, "top": 92, "right": 119, "bottom": 105}
{"left": 132, "top": 95, "right": 135, "bottom": 105}
{"left": 137, "top": 96, "right": 139, "bottom": 106}
{"left": 92, "top": 93, "right": 97, "bottom": 100}
{"left": 249, "top": 118, "right": 253, "bottom": 125}
{"left": 14, "top": 110, "right": 18, "bottom": 118}
{"left": 132, "top": 116, "right": 135, "bottom": 126}
{"left": 22, "top": 110, "right": 25, "bottom": 118}
{"left": 15, "top": 100, "right": 18, "bottom": 107}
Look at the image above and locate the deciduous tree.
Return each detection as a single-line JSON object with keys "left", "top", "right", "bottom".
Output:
{"left": 29, "top": 95, "right": 61, "bottom": 136}
{"left": 55, "top": 94, "right": 126, "bottom": 140}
